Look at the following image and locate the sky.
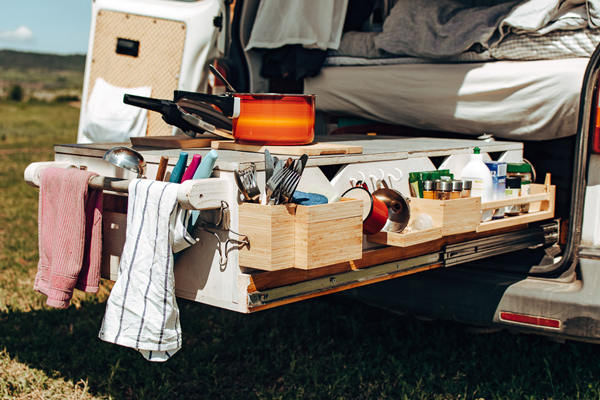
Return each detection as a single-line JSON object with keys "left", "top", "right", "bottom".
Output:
{"left": 0, "top": 0, "right": 92, "bottom": 55}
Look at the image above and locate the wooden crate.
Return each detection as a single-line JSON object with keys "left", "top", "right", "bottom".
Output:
{"left": 294, "top": 198, "right": 363, "bottom": 270}
{"left": 409, "top": 196, "right": 481, "bottom": 236}
{"left": 477, "top": 182, "right": 555, "bottom": 232}
{"left": 238, "top": 203, "right": 296, "bottom": 271}
{"left": 238, "top": 199, "right": 363, "bottom": 271}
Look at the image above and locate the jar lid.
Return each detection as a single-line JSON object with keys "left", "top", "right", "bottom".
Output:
{"left": 506, "top": 176, "right": 522, "bottom": 188}
{"left": 436, "top": 180, "right": 453, "bottom": 191}
{"left": 423, "top": 180, "right": 435, "bottom": 190}
{"left": 507, "top": 163, "right": 532, "bottom": 173}
{"left": 461, "top": 179, "right": 472, "bottom": 189}
{"left": 451, "top": 180, "right": 463, "bottom": 191}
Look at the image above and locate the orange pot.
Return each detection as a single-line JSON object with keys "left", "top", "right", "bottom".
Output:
{"left": 174, "top": 91, "right": 315, "bottom": 145}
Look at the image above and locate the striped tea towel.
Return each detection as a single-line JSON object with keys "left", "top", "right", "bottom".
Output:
{"left": 99, "top": 179, "right": 195, "bottom": 362}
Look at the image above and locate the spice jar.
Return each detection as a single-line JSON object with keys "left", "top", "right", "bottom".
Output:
{"left": 505, "top": 176, "right": 522, "bottom": 216}
{"left": 461, "top": 179, "right": 472, "bottom": 198}
{"left": 436, "top": 180, "right": 453, "bottom": 200}
{"left": 451, "top": 180, "right": 462, "bottom": 199}
{"left": 507, "top": 163, "right": 533, "bottom": 213}
{"left": 423, "top": 180, "right": 435, "bottom": 199}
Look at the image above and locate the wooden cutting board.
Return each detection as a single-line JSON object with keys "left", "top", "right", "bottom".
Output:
{"left": 210, "top": 141, "right": 363, "bottom": 156}
{"left": 130, "top": 135, "right": 219, "bottom": 148}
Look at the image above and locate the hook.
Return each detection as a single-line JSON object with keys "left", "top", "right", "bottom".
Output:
{"left": 368, "top": 174, "right": 378, "bottom": 190}
{"left": 387, "top": 168, "right": 403, "bottom": 188}
{"left": 195, "top": 201, "right": 249, "bottom": 267}
{"left": 350, "top": 171, "right": 367, "bottom": 189}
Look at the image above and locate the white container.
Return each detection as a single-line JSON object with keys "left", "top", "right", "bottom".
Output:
{"left": 461, "top": 147, "right": 494, "bottom": 222}
{"left": 485, "top": 161, "right": 507, "bottom": 219}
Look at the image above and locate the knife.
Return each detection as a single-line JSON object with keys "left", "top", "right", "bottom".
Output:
{"left": 264, "top": 149, "right": 274, "bottom": 183}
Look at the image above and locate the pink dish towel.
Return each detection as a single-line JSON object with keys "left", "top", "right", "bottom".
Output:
{"left": 34, "top": 167, "right": 104, "bottom": 308}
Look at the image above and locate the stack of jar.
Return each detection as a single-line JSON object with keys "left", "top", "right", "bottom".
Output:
{"left": 422, "top": 179, "right": 472, "bottom": 200}
{"left": 505, "top": 162, "right": 533, "bottom": 216}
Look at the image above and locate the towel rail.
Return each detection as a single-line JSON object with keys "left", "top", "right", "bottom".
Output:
{"left": 24, "top": 161, "right": 228, "bottom": 211}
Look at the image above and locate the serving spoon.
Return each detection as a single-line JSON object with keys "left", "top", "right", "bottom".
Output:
{"left": 103, "top": 146, "right": 147, "bottom": 179}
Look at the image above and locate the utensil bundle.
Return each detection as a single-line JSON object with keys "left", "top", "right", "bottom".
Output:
{"left": 234, "top": 150, "right": 308, "bottom": 205}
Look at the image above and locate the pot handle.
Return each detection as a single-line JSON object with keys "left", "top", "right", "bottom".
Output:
{"left": 174, "top": 90, "right": 235, "bottom": 118}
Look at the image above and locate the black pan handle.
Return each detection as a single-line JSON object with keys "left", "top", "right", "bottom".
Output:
{"left": 124, "top": 94, "right": 170, "bottom": 114}
{"left": 173, "top": 90, "right": 235, "bottom": 117}
{"left": 123, "top": 94, "right": 199, "bottom": 137}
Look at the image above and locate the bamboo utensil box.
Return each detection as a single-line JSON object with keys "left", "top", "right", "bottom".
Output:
{"left": 238, "top": 199, "right": 363, "bottom": 271}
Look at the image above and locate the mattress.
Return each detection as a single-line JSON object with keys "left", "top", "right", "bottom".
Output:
{"left": 304, "top": 58, "right": 589, "bottom": 141}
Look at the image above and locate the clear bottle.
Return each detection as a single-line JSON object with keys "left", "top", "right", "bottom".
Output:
{"left": 460, "top": 147, "right": 494, "bottom": 221}
{"left": 507, "top": 163, "right": 533, "bottom": 213}
{"left": 505, "top": 176, "right": 522, "bottom": 216}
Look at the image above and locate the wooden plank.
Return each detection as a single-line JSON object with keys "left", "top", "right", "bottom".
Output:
{"left": 130, "top": 135, "right": 219, "bottom": 149}
{"left": 477, "top": 184, "right": 555, "bottom": 233}
{"left": 368, "top": 227, "right": 443, "bottom": 247}
{"left": 211, "top": 141, "right": 363, "bottom": 156}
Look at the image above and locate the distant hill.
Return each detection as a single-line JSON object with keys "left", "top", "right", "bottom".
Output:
{"left": 0, "top": 50, "right": 86, "bottom": 72}
{"left": 0, "top": 50, "right": 86, "bottom": 100}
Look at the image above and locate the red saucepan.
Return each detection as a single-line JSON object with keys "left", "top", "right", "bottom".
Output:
{"left": 341, "top": 183, "right": 389, "bottom": 235}
{"left": 173, "top": 90, "right": 316, "bottom": 146}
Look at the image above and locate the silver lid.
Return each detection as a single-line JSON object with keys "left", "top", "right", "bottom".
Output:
{"left": 461, "top": 179, "right": 472, "bottom": 189}
{"left": 436, "top": 180, "right": 453, "bottom": 191}
{"left": 423, "top": 180, "right": 435, "bottom": 191}
{"left": 451, "top": 180, "right": 463, "bottom": 191}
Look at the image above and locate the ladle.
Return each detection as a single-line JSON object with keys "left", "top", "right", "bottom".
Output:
{"left": 209, "top": 64, "right": 237, "bottom": 93}
{"left": 103, "top": 146, "right": 147, "bottom": 178}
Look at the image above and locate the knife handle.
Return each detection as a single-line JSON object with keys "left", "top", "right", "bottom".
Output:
{"left": 181, "top": 154, "right": 202, "bottom": 183}
{"left": 193, "top": 149, "right": 219, "bottom": 180}
{"left": 155, "top": 156, "right": 169, "bottom": 181}
{"left": 169, "top": 152, "right": 189, "bottom": 183}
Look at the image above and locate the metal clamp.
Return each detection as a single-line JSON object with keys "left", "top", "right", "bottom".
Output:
{"left": 196, "top": 201, "right": 249, "bottom": 267}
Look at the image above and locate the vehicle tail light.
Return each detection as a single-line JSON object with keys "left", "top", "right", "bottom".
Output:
{"left": 499, "top": 311, "right": 561, "bottom": 329}
{"left": 592, "top": 74, "right": 600, "bottom": 153}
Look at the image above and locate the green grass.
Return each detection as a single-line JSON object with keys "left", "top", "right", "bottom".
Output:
{"left": 2, "top": 101, "right": 600, "bottom": 399}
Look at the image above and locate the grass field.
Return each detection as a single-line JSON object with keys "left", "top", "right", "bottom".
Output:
{"left": 2, "top": 101, "right": 600, "bottom": 399}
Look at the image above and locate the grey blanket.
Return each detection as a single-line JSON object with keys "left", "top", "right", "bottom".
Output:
{"left": 374, "top": 0, "right": 600, "bottom": 59}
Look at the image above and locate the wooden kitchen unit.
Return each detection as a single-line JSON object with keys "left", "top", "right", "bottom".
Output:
{"left": 39, "top": 135, "right": 556, "bottom": 313}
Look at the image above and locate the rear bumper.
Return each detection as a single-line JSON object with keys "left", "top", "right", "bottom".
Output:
{"left": 346, "top": 258, "right": 600, "bottom": 343}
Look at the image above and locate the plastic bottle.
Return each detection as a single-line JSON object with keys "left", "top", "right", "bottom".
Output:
{"left": 460, "top": 147, "right": 494, "bottom": 222}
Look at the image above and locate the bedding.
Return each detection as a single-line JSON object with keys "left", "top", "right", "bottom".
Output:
{"left": 326, "top": 0, "right": 600, "bottom": 64}
{"left": 304, "top": 58, "right": 588, "bottom": 141}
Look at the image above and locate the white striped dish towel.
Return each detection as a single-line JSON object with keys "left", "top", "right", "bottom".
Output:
{"left": 99, "top": 179, "right": 195, "bottom": 362}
